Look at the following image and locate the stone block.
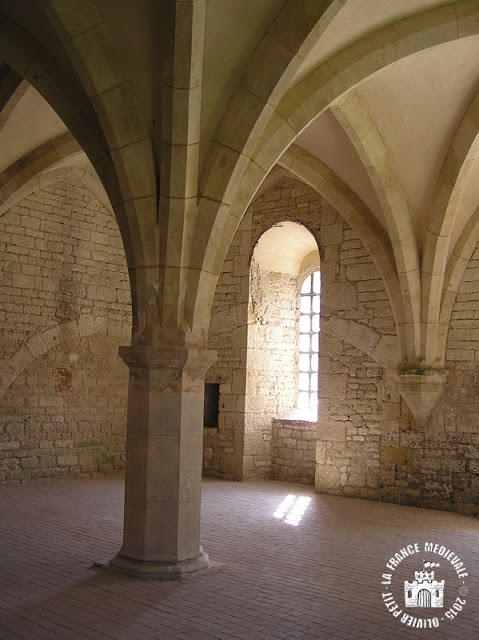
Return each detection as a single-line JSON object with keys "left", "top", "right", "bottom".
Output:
{"left": 319, "top": 374, "right": 348, "bottom": 398}
{"left": 321, "top": 282, "right": 357, "bottom": 311}
{"left": 345, "top": 263, "right": 379, "bottom": 281}
{"left": 20, "top": 456, "right": 39, "bottom": 469}
{"left": 220, "top": 454, "right": 243, "bottom": 479}
{"left": 315, "top": 464, "right": 341, "bottom": 491}
{"left": 12, "top": 272, "right": 36, "bottom": 290}
{"left": 244, "top": 431, "right": 266, "bottom": 455}
{"left": 381, "top": 446, "right": 410, "bottom": 466}
{"left": 317, "top": 420, "right": 346, "bottom": 441}
{"left": 321, "top": 224, "right": 343, "bottom": 245}
{"left": 40, "top": 455, "right": 56, "bottom": 467}
{"left": 57, "top": 455, "right": 79, "bottom": 467}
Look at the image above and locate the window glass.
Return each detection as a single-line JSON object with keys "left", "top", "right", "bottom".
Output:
{"left": 299, "top": 353, "right": 310, "bottom": 371}
{"left": 299, "top": 315, "right": 311, "bottom": 333}
{"left": 298, "top": 271, "right": 320, "bottom": 412}
{"left": 301, "top": 277, "right": 312, "bottom": 294}
{"left": 300, "top": 296, "right": 311, "bottom": 314}
{"left": 298, "top": 391, "right": 309, "bottom": 409}
{"left": 298, "top": 372, "right": 310, "bottom": 391}
{"left": 299, "top": 334, "right": 311, "bottom": 352}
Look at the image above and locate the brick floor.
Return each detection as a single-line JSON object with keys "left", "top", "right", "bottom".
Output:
{"left": 0, "top": 477, "right": 478, "bottom": 640}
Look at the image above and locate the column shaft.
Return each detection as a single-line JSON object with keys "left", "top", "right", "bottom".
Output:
{"left": 108, "top": 346, "right": 216, "bottom": 578}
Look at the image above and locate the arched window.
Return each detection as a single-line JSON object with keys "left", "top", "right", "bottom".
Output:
{"left": 298, "top": 270, "right": 320, "bottom": 413}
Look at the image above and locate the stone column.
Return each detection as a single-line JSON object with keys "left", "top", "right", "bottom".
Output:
{"left": 107, "top": 346, "right": 216, "bottom": 578}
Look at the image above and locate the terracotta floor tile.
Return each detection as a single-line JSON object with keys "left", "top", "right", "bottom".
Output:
{"left": 0, "top": 477, "right": 478, "bottom": 639}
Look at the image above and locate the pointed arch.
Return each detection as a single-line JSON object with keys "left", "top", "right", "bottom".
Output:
{"left": 190, "top": 1, "right": 479, "bottom": 347}
{"left": 0, "top": 5, "right": 158, "bottom": 342}
{"left": 188, "top": 0, "right": 347, "bottom": 342}
{"left": 330, "top": 90, "right": 420, "bottom": 363}
{"left": 41, "top": 0, "right": 158, "bottom": 267}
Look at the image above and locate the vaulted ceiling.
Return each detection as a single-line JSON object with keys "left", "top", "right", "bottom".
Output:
{"left": 0, "top": 0, "right": 478, "bottom": 362}
{"left": 2, "top": 1, "right": 478, "bottom": 242}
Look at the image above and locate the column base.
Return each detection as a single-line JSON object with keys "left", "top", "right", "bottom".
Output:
{"left": 96, "top": 547, "right": 224, "bottom": 580}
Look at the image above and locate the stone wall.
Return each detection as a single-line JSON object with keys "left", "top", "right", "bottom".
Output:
{"left": 205, "top": 175, "right": 396, "bottom": 483}
{"left": 316, "top": 197, "right": 479, "bottom": 516}
{"left": 204, "top": 211, "right": 251, "bottom": 479}
{"left": 244, "top": 263, "right": 299, "bottom": 478}
{"left": 205, "top": 178, "right": 324, "bottom": 479}
{"left": 3, "top": 170, "right": 477, "bottom": 515}
{"left": 313, "top": 195, "right": 398, "bottom": 500}
{"left": 375, "top": 241, "right": 479, "bottom": 517}
{"left": 317, "top": 335, "right": 385, "bottom": 499}
{"left": 0, "top": 177, "right": 131, "bottom": 483}
{"left": 271, "top": 418, "right": 316, "bottom": 484}
{"left": 208, "top": 173, "right": 479, "bottom": 516}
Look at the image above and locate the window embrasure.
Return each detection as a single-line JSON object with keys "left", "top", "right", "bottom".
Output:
{"left": 297, "top": 270, "right": 320, "bottom": 414}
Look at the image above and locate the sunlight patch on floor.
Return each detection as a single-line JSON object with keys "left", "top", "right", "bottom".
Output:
{"left": 274, "top": 494, "right": 312, "bottom": 526}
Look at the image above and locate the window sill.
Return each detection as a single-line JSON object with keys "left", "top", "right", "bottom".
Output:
{"left": 276, "top": 408, "right": 318, "bottom": 423}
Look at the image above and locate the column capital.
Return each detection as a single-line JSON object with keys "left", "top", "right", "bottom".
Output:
{"left": 119, "top": 345, "right": 216, "bottom": 376}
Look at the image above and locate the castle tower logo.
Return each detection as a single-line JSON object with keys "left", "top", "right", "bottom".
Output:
{"left": 404, "top": 562, "right": 444, "bottom": 608}
{"left": 380, "top": 542, "right": 469, "bottom": 630}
